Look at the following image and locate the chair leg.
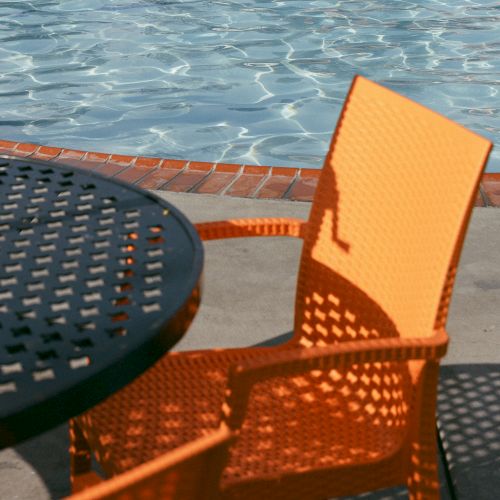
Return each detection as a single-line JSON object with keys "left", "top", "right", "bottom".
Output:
{"left": 69, "top": 418, "right": 102, "bottom": 493}
{"left": 407, "top": 438, "right": 440, "bottom": 499}
{"left": 406, "top": 361, "right": 440, "bottom": 500}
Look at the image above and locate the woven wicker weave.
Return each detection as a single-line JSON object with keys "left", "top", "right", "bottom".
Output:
{"left": 68, "top": 424, "right": 232, "bottom": 500}
{"left": 70, "top": 76, "right": 492, "bottom": 499}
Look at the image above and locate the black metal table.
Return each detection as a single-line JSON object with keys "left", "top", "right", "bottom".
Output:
{"left": 0, "top": 157, "right": 203, "bottom": 447}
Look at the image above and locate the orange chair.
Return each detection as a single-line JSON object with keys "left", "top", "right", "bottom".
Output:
{"left": 70, "top": 76, "right": 492, "bottom": 499}
{"left": 68, "top": 424, "right": 232, "bottom": 499}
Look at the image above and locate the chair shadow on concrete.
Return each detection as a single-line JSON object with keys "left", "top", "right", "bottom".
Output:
{"left": 437, "top": 364, "right": 500, "bottom": 500}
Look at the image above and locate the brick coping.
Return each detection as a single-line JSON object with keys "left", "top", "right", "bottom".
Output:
{"left": 0, "top": 139, "right": 497, "bottom": 206}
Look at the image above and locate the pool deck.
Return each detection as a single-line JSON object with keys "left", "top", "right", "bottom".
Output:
{"left": 0, "top": 143, "right": 499, "bottom": 499}
{"left": 1, "top": 139, "right": 500, "bottom": 205}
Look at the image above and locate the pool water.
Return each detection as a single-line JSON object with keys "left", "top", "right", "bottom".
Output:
{"left": 0, "top": 0, "right": 498, "bottom": 170}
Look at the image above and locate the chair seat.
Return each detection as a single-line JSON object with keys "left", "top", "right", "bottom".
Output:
{"left": 78, "top": 348, "right": 247, "bottom": 475}
{"left": 78, "top": 345, "right": 412, "bottom": 497}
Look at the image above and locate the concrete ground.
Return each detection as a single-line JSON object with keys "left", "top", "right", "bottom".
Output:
{"left": 1, "top": 192, "right": 499, "bottom": 499}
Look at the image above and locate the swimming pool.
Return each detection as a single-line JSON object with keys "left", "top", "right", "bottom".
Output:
{"left": 0, "top": 0, "right": 498, "bottom": 170}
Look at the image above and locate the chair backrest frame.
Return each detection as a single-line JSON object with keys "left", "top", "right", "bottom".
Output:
{"left": 293, "top": 75, "right": 492, "bottom": 346}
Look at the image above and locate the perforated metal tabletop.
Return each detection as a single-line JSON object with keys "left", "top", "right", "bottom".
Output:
{"left": 0, "top": 157, "right": 203, "bottom": 447}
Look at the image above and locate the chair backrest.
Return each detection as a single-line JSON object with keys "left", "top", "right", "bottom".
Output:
{"left": 67, "top": 426, "right": 232, "bottom": 500}
{"left": 293, "top": 76, "right": 492, "bottom": 346}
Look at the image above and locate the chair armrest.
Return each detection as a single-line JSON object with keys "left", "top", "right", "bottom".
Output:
{"left": 195, "top": 217, "right": 307, "bottom": 241}
{"left": 221, "top": 329, "right": 449, "bottom": 430}
{"left": 234, "top": 328, "right": 448, "bottom": 375}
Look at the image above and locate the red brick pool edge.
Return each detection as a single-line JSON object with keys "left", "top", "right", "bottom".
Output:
{"left": 0, "top": 139, "right": 497, "bottom": 206}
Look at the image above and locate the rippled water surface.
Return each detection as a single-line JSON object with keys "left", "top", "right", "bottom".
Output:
{"left": 0, "top": 0, "right": 498, "bottom": 170}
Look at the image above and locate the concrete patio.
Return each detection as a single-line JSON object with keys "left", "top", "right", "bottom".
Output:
{"left": 0, "top": 191, "right": 499, "bottom": 499}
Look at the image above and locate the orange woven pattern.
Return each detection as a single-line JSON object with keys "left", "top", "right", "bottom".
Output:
{"left": 295, "top": 77, "right": 492, "bottom": 344}
{"left": 76, "top": 349, "right": 266, "bottom": 476}
{"left": 71, "top": 76, "right": 492, "bottom": 499}
{"left": 68, "top": 426, "right": 232, "bottom": 500}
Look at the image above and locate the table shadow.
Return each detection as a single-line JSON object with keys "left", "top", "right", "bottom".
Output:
{"left": 13, "top": 423, "right": 70, "bottom": 499}
{"left": 252, "top": 330, "right": 294, "bottom": 347}
{"left": 437, "top": 363, "right": 500, "bottom": 500}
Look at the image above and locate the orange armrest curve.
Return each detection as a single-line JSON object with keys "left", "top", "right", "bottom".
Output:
{"left": 233, "top": 328, "right": 448, "bottom": 379}
{"left": 194, "top": 217, "right": 307, "bottom": 241}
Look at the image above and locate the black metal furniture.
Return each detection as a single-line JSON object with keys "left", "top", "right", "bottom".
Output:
{"left": 0, "top": 157, "right": 203, "bottom": 447}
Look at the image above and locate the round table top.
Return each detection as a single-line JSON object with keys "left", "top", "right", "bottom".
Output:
{"left": 0, "top": 157, "right": 203, "bottom": 446}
